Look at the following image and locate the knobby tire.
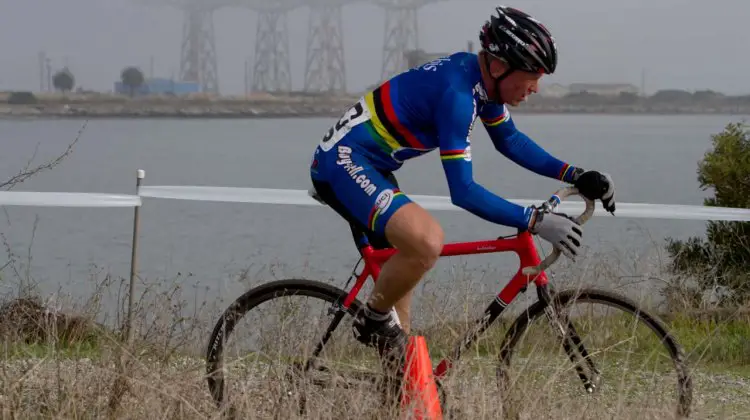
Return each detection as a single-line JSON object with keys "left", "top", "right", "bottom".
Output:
{"left": 205, "top": 279, "right": 363, "bottom": 409}
{"left": 497, "top": 287, "right": 693, "bottom": 419}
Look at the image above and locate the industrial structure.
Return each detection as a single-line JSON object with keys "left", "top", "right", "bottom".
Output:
{"left": 143, "top": 0, "right": 458, "bottom": 95}
{"left": 145, "top": 0, "right": 225, "bottom": 94}
{"left": 245, "top": 0, "right": 302, "bottom": 93}
{"left": 304, "top": 0, "right": 348, "bottom": 93}
{"left": 179, "top": 1, "right": 220, "bottom": 94}
{"left": 372, "top": 0, "right": 445, "bottom": 83}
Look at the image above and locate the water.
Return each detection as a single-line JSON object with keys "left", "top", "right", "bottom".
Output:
{"left": 0, "top": 114, "right": 742, "bottom": 315}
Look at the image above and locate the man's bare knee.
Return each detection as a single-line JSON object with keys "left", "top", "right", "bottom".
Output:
{"left": 412, "top": 229, "right": 444, "bottom": 269}
{"left": 385, "top": 203, "right": 444, "bottom": 270}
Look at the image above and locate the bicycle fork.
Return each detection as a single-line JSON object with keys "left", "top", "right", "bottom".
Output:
{"left": 537, "top": 285, "right": 602, "bottom": 393}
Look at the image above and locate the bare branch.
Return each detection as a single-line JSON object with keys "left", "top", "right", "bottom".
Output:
{"left": 0, "top": 120, "right": 88, "bottom": 191}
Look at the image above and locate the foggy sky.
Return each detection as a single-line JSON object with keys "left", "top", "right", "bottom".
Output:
{"left": 1, "top": 0, "right": 748, "bottom": 95}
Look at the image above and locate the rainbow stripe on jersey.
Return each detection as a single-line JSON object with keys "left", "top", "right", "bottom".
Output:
{"left": 480, "top": 109, "right": 510, "bottom": 127}
{"left": 360, "top": 81, "right": 429, "bottom": 155}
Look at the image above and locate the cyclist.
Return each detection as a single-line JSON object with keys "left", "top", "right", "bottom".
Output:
{"left": 308, "top": 6, "right": 615, "bottom": 366}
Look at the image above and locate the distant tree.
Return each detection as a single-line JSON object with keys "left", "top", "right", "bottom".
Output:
{"left": 563, "top": 91, "right": 608, "bottom": 105}
{"left": 726, "top": 95, "right": 750, "bottom": 106}
{"left": 649, "top": 89, "right": 693, "bottom": 103}
{"left": 120, "top": 66, "right": 145, "bottom": 97}
{"left": 616, "top": 91, "right": 640, "bottom": 105}
{"left": 693, "top": 89, "right": 724, "bottom": 102}
{"left": 7, "top": 91, "right": 38, "bottom": 105}
{"left": 53, "top": 68, "right": 75, "bottom": 93}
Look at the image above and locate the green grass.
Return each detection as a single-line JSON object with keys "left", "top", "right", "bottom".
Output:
{"left": 668, "top": 315, "right": 750, "bottom": 375}
{"left": 3, "top": 301, "right": 747, "bottom": 380}
{"left": 411, "top": 310, "right": 750, "bottom": 380}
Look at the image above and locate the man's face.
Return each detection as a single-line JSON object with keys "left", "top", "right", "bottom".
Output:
{"left": 498, "top": 69, "right": 543, "bottom": 106}
{"left": 489, "top": 57, "right": 543, "bottom": 106}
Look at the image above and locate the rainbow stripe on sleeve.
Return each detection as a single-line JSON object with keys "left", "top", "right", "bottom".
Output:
{"left": 440, "top": 149, "right": 469, "bottom": 161}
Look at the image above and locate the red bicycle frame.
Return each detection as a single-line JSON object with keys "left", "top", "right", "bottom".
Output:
{"left": 335, "top": 229, "right": 550, "bottom": 381}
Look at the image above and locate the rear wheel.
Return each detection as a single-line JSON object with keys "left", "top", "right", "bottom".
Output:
{"left": 205, "top": 279, "right": 409, "bottom": 418}
{"left": 497, "top": 288, "right": 692, "bottom": 419}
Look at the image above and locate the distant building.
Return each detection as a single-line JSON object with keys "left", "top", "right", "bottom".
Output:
{"left": 539, "top": 82, "right": 570, "bottom": 98}
{"left": 114, "top": 78, "right": 201, "bottom": 96}
{"left": 567, "top": 83, "right": 640, "bottom": 96}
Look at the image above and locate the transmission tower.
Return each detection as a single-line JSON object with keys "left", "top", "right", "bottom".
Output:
{"left": 370, "top": 0, "right": 444, "bottom": 82}
{"left": 245, "top": 0, "right": 303, "bottom": 93}
{"left": 180, "top": 2, "right": 220, "bottom": 94}
{"left": 303, "top": 1, "right": 348, "bottom": 94}
{"left": 381, "top": 7, "right": 417, "bottom": 81}
{"left": 139, "top": 0, "right": 226, "bottom": 94}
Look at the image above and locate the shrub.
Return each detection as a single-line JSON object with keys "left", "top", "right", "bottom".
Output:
{"left": 665, "top": 122, "right": 750, "bottom": 307}
{"left": 7, "top": 91, "right": 38, "bottom": 105}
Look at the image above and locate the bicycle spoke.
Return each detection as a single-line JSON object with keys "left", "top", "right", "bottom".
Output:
{"left": 498, "top": 288, "right": 692, "bottom": 419}
{"left": 305, "top": 304, "right": 348, "bottom": 371}
{"left": 544, "top": 305, "right": 599, "bottom": 393}
{"left": 204, "top": 279, "right": 412, "bottom": 418}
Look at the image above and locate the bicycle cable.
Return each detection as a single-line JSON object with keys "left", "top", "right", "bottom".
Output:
{"left": 534, "top": 234, "right": 553, "bottom": 281}
{"left": 342, "top": 256, "right": 364, "bottom": 291}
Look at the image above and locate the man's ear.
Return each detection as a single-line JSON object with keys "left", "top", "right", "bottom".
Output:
{"left": 489, "top": 58, "right": 507, "bottom": 78}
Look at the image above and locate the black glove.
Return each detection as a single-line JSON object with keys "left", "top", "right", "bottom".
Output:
{"left": 529, "top": 208, "right": 583, "bottom": 260}
{"left": 572, "top": 169, "right": 616, "bottom": 214}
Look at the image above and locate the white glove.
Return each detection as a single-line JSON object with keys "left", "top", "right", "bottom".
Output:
{"left": 529, "top": 208, "right": 583, "bottom": 259}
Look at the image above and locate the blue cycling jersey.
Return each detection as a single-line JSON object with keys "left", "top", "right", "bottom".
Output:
{"left": 313, "top": 51, "right": 578, "bottom": 232}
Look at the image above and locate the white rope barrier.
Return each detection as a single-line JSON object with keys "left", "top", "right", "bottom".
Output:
{"left": 137, "top": 185, "right": 750, "bottom": 222}
{"left": 0, "top": 191, "right": 142, "bottom": 208}
{"left": 0, "top": 184, "right": 748, "bottom": 222}
{"left": 137, "top": 185, "right": 320, "bottom": 206}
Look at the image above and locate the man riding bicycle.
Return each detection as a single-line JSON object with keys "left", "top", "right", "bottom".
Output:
{"left": 309, "top": 6, "right": 616, "bottom": 366}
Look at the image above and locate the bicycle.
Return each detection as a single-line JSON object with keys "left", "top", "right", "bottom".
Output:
{"left": 205, "top": 186, "right": 693, "bottom": 419}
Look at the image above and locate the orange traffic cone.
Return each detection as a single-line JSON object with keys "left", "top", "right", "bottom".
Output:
{"left": 400, "top": 336, "right": 443, "bottom": 420}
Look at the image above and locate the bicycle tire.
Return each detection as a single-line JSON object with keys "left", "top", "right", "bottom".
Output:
{"left": 205, "top": 278, "right": 363, "bottom": 409}
{"left": 497, "top": 288, "right": 692, "bottom": 419}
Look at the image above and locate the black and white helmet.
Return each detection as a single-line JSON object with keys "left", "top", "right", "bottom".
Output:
{"left": 479, "top": 6, "right": 558, "bottom": 74}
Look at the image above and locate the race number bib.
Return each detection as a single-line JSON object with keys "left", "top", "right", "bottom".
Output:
{"left": 319, "top": 98, "right": 371, "bottom": 152}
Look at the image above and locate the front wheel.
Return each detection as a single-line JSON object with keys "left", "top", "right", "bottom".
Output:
{"left": 497, "top": 288, "right": 692, "bottom": 419}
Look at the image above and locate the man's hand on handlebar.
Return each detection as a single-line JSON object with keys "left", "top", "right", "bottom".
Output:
{"left": 528, "top": 207, "right": 583, "bottom": 260}
{"left": 571, "top": 168, "right": 616, "bottom": 214}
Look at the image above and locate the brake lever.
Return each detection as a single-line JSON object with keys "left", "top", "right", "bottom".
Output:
{"left": 521, "top": 186, "right": 595, "bottom": 276}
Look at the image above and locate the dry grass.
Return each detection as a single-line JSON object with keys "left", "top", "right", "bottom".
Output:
{"left": 0, "top": 167, "right": 746, "bottom": 419}
{"left": 0, "top": 244, "right": 749, "bottom": 420}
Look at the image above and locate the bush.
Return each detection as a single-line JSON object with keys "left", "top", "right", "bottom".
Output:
{"left": 7, "top": 91, "right": 38, "bottom": 105}
{"left": 665, "top": 122, "right": 750, "bottom": 307}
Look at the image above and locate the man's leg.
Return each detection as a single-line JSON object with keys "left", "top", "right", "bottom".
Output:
{"left": 392, "top": 289, "right": 415, "bottom": 333}
{"left": 352, "top": 201, "right": 444, "bottom": 370}
{"left": 310, "top": 144, "right": 443, "bottom": 357}
{"left": 366, "top": 203, "right": 444, "bottom": 334}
